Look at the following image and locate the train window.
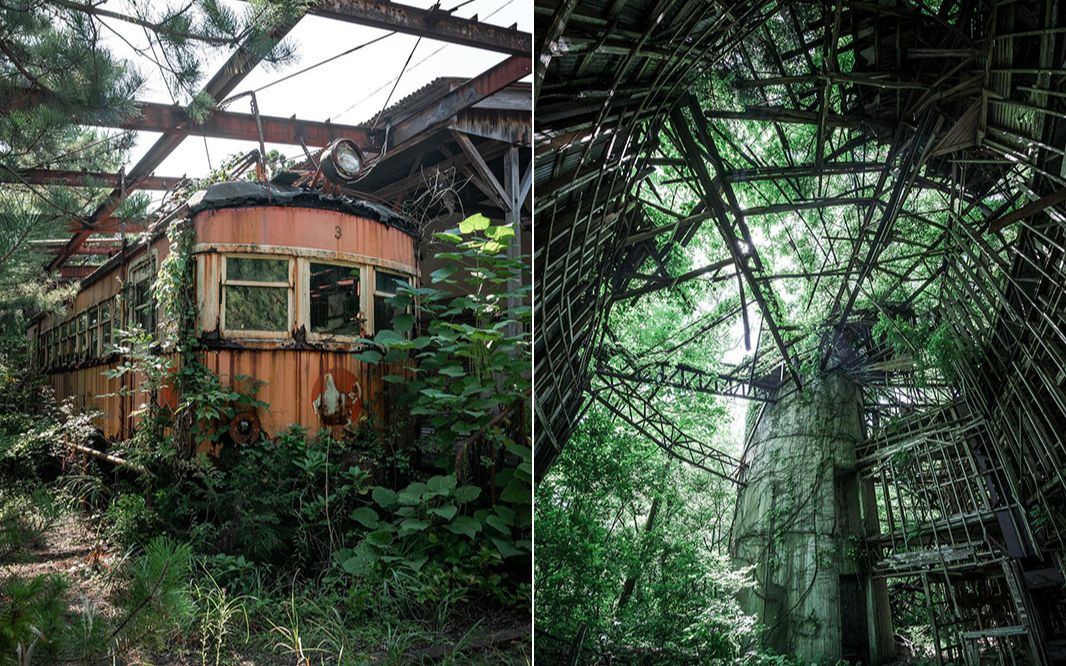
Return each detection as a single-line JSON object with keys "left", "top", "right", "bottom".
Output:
{"left": 100, "top": 301, "right": 112, "bottom": 353}
{"left": 64, "top": 322, "right": 73, "bottom": 362}
{"left": 77, "top": 313, "right": 88, "bottom": 358}
{"left": 228, "top": 257, "right": 288, "bottom": 283}
{"left": 223, "top": 256, "right": 291, "bottom": 333}
{"left": 309, "top": 263, "right": 361, "bottom": 336}
{"left": 88, "top": 307, "right": 99, "bottom": 358}
{"left": 374, "top": 270, "right": 411, "bottom": 333}
{"left": 129, "top": 261, "right": 154, "bottom": 332}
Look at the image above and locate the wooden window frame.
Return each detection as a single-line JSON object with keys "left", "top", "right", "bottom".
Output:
{"left": 100, "top": 299, "right": 113, "bottom": 354}
{"left": 301, "top": 258, "right": 367, "bottom": 343}
{"left": 370, "top": 267, "right": 413, "bottom": 335}
{"left": 88, "top": 305, "right": 99, "bottom": 360}
{"left": 128, "top": 257, "right": 156, "bottom": 334}
{"left": 220, "top": 254, "right": 294, "bottom": 339}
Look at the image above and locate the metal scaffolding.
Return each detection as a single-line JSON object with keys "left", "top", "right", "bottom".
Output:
{"left": 535, "top": 0, "right": 1066, "bottom": 661}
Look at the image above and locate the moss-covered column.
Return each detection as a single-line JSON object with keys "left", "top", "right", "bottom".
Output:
{"left": 732, "top": 373, "right": 894, "bottom": 664}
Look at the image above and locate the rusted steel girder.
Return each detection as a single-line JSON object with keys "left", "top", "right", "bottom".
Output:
{"left": 120, "top": 99, "right": 377, "bottom": 148}
{"left": 670, "top": 98, "right": 803, "bottom": 389}
{"left": 35, "top": 240, "right": 123, "bottom": 255}
{"left": 389, "top": 55, "right": 532, "bottom": 149}
{"left": 57, "top": 265, "right": 98, "bottom": 279}
{"left": 0, "top": 168, "right": 184, "bottom": 191}
{"left": 310, "top": 0, "right": 530, "bottom": 55}
{"left": 66, "top": 218, "right": 146, "bottom": 234}
{"left": 5, "top": 89, "right": 377, "bottom": 149}
{"left": 49, "top": 13, "right": 304, "bottom": 271}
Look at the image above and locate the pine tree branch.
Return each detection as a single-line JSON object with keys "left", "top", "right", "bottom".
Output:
{"left": 45, "top": 0, "right": 242, "bottom": 47}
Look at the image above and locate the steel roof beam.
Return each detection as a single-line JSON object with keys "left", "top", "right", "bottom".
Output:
{"left": 388, "top": 55, "right": 532, "bottom": 149}
{"left": 5, "top": 90, "right": 377, "bottom": 148}
{"left": 0, "top": 168, "right": 184, "bottom": 191}
{"left": 309, "top": 0, "right": 530, "bottom": 56}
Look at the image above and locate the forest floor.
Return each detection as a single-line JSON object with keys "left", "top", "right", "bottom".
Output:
{"left": 6, "top": 503, "right": 530, "bottom": 664}
{"left": 6, "top": 508, "right": 118, "bottom": 620}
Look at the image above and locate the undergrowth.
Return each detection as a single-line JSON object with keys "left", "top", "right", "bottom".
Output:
{"left": 0, "top": 215, "right": 531, "bottom": 664}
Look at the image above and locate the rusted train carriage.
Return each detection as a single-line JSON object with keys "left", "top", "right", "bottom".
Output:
{"left": 28, "top": 179, "right": 417, "bottom": 443}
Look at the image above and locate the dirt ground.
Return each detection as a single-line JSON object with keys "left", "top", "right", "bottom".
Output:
{"left": 5, "top": 508, "right": 119, "bottom": 623}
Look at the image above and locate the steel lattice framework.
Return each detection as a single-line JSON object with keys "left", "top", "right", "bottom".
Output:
{"left": 535, "top": 0, "right": 1066, "bottom": 661}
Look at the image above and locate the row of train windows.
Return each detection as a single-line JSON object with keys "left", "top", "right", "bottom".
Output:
{"left": 221, "top": 256, "right": 410, "bottom": 335}
{"left": 34, "top": 256, "right": 411, "bottom": 368}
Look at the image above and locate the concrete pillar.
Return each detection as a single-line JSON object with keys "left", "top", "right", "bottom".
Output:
{"left": 732, "top": 373, "right": 894, "bottom": 664}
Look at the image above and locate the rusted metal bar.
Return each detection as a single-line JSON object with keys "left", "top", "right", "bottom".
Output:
{"left": 389, "top": 55, "right": 532, "bottom": 149}
{"left": 4, "top": 89, "right": 377, "bottom": 149}
{"left": 0, "top": 168, "right": 184, "bottom": 191}
{"left": 68, "top": 218, "right": 146, "bottom": 234}
{"left": 122, "top": 99, "right": 377, "bottom": 148}
{"left": 592, "top": 375, "right": 743, "bottom": 484}
{"left": 671, "top": 98, "right": 802, "bottom": 388}
{"left": 611, "top": 257, "right": 732, "bottom": 301}
{"left": 309, "top": 0, "right": 530, "bottom": 55}
{"left": 987, "top": 187, "right": 1066, "bottom": 232}
{"left": 33, "top": 239, "right": 122, "bottom": 255}
{"left": 49, "top": 12, "right": 304, "bottom": 269}
{"left": 57, "top": 265, "right": 100, "bottom": 279}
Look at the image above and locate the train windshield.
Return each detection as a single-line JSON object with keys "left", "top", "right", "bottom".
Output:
{"left": 310, "top": 263, "right": 361, "bottom": 336}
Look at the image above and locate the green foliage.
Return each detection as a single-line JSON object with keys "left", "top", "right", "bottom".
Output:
{"left": 536, "top": 405, "right": 754, "bottom": 662}
{"left": 112, "top": 536, "right": 195, "bottom": 653}
{"left": 0, "top": 573, "right": 70, "bottom": 662}
{"left": 871, "top": 313, "right": 969, "bottom": 384}
{"left": 365, "top": 215, "right": 530, "bottom": 445}
{"left": 337, "top": 473, "right": 524, "bottom": 601}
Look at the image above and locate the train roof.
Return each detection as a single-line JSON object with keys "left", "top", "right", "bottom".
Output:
{"left": 188, "top": 181, "right": 416, "bottom": 236}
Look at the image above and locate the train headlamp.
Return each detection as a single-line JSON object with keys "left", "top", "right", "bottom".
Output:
{"left": 321, "top": 139, "right": 364, "bottom": 183}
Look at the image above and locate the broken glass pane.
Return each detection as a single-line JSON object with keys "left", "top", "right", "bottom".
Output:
{"left": 374, "top": 271, "right": 410, "bottom": 334}
{"left": 226, "top": 286, "right": 288, "bottom": 331}
{"left": 310, "top": 263, "right": 360, "bottom": 336}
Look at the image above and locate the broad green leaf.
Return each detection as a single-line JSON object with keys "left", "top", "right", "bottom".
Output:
{"left": 425, "top": 475, "right": 456, "bottom": 495}
{"left": 454, "top": 485, "right": 481, "bottom": 503}
{"left": 491, "top": 537, "right": 523, "bottom": 558}
{"left": 485, "top": 514, "right": 509, "bottom": 534}
{"left": 486, "top": 224, "right": 516, "bottom": 241}
{"left": 366, "top": 529, "right": 394, "bottom": 547}
{"left": 430, "top": 504, "right": 458, "bottom": 520}
{"left": 445, "top": 515, "right": 480, "bottom": 538}
{"left": 371, "top": 487, "right": 397, "bottom": 508}
{"left": 458, "top": 213, "right": 491, "bottom": 233}
{"left": 431, "top": 266, "right": 458, "bottom": 282}
{"left": 499, "top": 479, "right": 530, "bottom": 504}
{"left": 399, "top": 518, "right": 430, "bottom": 534}
{"left": 375, "top": 330, "right": 403, "bottom": 346}
{"left": 350, "top": 506, "right": 379, "bottom": 529}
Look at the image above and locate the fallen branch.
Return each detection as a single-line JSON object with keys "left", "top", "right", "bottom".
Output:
{"left": 65, "top": 441, "right": 147, "bottom": 474}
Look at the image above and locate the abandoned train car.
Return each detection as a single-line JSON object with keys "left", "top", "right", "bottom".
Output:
{"left": 27, "top": 178, "right": 418, "bottom": 443}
